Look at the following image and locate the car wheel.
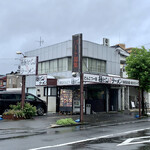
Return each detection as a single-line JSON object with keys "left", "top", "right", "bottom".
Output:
{"left": 37, "top": 106, "right": 44, "bottom": 116}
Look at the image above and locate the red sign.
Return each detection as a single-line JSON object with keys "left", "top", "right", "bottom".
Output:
{"left": 72, "top": 34, "right": 82, "bottom": 72}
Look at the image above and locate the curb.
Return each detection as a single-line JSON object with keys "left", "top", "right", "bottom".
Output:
{"left": 50, "top": 122, "right": 88, "bottom": 128}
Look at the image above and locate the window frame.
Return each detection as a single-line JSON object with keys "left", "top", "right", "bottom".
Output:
{"left": 44, "top": 87, "right": 57, "bottom": 97}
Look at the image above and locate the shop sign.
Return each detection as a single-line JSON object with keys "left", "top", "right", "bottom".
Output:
{"left": 122, "top": 78, "right": 139, "bottom": 86}
{"left": 72, "top": 34, "right": 82, "bottom": 72}
{"left": 36, "top": 75, "right": 47, "bottom": 86}
{"left": 57, "top": 77, "right": 80, "bottom": 86}
{"left": 57, "top": 74, "right": 139, "bottom": 86}
{"left": 84, "top": 74, "right": 139, "bottom": 86}
{"left": 20, "top": 57, "right": 37, "bottom": 75}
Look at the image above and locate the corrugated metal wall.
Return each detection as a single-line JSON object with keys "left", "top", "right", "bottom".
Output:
{"left": 25, "top": 40, "right": 120, "bottom": 76}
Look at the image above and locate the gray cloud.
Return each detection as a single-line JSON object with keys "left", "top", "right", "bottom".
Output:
{"left": 0, "top": 0, "right": 150, "bottom": 74}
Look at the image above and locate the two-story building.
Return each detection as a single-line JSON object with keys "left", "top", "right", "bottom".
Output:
{"left": 23, "top": 37, "right": 139, "bottom": 113}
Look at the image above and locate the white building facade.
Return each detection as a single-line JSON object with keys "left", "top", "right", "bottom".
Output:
{"left": 24, "top": 39, "right": 139, "bottom": 113}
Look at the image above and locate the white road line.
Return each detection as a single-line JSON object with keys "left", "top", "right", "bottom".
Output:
{"left": 28, "top": 127, "right": 150, "bottom": 150}
{"left": 117, "top": 136, "right": 150, "bottom": 146}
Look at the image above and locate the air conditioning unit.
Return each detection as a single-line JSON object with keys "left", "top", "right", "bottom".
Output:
{"left": 103, "top": 38, "right": 110, "bottom": 46}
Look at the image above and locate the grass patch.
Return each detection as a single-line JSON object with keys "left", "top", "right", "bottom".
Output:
{"left": 56, "top": 118, "right": 77, "bottom": 126}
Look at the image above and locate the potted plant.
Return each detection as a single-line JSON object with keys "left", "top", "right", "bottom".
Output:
{"left": 2, "top": 102, "right": 37, "bottom": 120}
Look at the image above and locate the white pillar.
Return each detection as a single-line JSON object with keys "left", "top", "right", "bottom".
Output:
{"left": 118, "top": 89, "right": 121, "bottom": 111}
{"left": 106, "top": 88, "right": 109, "bottom": 112}
{"left": 122, "top": 87, "right": 125, "bottom": 110}
{"left": 125, "top": 86, "right": 130, "bottom": 110}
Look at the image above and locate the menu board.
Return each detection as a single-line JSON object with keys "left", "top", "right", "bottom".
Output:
{"left": 60, "top": 89, "right": 72, "bottom": 107}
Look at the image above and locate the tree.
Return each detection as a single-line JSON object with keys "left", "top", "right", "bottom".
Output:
{"left": 125, "top": 47, "right": 150, "bottom": 115}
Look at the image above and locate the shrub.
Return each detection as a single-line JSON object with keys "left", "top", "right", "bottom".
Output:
{"left": 5, "top": 102, "right": 37, "bottom": 119}
{"left": 3, "top": 109, "right": 25, "bottom": 119}
{"left": 23, "top": 103, "right": 37, "bottom": 119}
{"left": 56, "top": 118, "right": 77, "bottom": 125}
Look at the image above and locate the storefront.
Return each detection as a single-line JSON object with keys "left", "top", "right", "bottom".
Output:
{"left": 57, "top": 73, "right": 139, "bottom": 114}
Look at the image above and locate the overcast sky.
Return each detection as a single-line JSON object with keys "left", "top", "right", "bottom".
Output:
{"left": 0, "top": 0, "right": 150, "bottom": 74}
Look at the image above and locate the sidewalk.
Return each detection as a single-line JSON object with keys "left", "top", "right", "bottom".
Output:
{"left": 0, "top": 111, "right": 148, "bottom": 140}
{"left": 0, "top": 110, "right": 147, "bottom": 130}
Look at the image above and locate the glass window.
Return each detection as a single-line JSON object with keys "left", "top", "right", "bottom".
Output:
{"left": 101, "top": 61, "right": 106, "bottom": 73}
{"left": 45, "top": 61, "right": 49, "bottom": 73}
{"left": 26, "top": 94, "right": 36, "bottom": 101}
{"left": 49, "top": 61, "right": 54, "bottom": 72}
{"left": 1, "top": 94, "right": 16, "bottom": 99}
{"left": 51, "top": 88, "right": 56, "bottom": 96}
{"left": 62, "top": 58, "right": 67, "bottom": 71}
{"left": 15, "top": 94, "right": 21, "bottom": 100}
{"left": 58, "top": 59, "right": 63, "bottom": 71}
{"left": 88, "top": 58, "right": 92, "bottom": 72}
{"left": 44, "top": 87, "right": 56, "bottom": 96}
{"left": 41, "top": 62, "right": 46, "bottom": 74}
{"left": 92, "top": 59, "right": 97, "bottom": 72}
{"left": 83, "top": 58, "right": 87, "bottom": 72}
{"left": 53, "top": 60, "right": 57, "bottom": 72}
{"left": 87, "top": 58, "right": 106, "bottom": 73}
{"left": 97, "top": 61, "right": 101, "bottom": 72}
{"left": 68, "top": 57, "right": 72, "bottom": 71}
{"left": 38, "top": 63, "right": 42, "bottom": 74}
{"left": 44, "top": 87, "right": 51, "bottom": 96}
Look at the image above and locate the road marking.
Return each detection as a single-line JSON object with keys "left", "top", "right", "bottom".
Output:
{"left": 118, "top": 136, "right": 150, "bottom": 146}
{"left": 28, "top": 127, "right": 150, "bottom": 150}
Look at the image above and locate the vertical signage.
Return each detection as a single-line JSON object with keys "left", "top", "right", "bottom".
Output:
{"left": 72, "top": 34, "right": 82, "bottom": 72}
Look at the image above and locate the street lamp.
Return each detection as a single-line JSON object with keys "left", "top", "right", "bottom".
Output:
{"left": 16, "top": 51, "right": 26, "bottom": 57}
{"left": 16, "top": 51, "right": 26, "bottom": 109}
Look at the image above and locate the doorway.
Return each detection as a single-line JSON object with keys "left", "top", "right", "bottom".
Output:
{"left": 109, "top": 89, "right": 118, "bottom": 111}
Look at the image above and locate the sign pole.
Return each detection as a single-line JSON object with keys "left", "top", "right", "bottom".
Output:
{"left": 20, "top": 56, "right": 38, "bottom": 109}
{"left": 80, "top": 34, "right": 83, "bottom": 122}
{"left": 21, "top": 75, "right": 25, "bottom": 109}
{"left": 72, "top": 33, "right": 83, "bottom": 122}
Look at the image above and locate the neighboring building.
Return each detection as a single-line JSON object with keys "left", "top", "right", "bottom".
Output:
{"left": 0, "top": 75, "right": 6, "bottom": 91}
{"left": 24, "top": 38, "right": 139, "bottom": 113}
{"left": 6, "top": 72, "right": 22, "bottom": 91}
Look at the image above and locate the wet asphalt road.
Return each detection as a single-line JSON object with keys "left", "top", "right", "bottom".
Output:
{"left": 1, "top": 117, "right": 150, "bottom": 150}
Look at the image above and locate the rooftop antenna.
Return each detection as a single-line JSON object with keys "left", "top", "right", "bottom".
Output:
{"left": 119, "top": 32, "right": 120, "bottom": 44}
{"left": 37, "top": 37, "right": 44, "bottom": 46}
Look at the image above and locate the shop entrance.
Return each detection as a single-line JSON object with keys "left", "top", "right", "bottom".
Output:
{"left": 86, "top": 85, "right": 106, "bottom": 113}
{"left": 109, "top": 89, "right": 118, "bottom": 111}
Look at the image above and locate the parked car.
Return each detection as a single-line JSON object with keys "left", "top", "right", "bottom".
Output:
{"left": 0, "top": 91, "right": 47, "bottom": 116}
